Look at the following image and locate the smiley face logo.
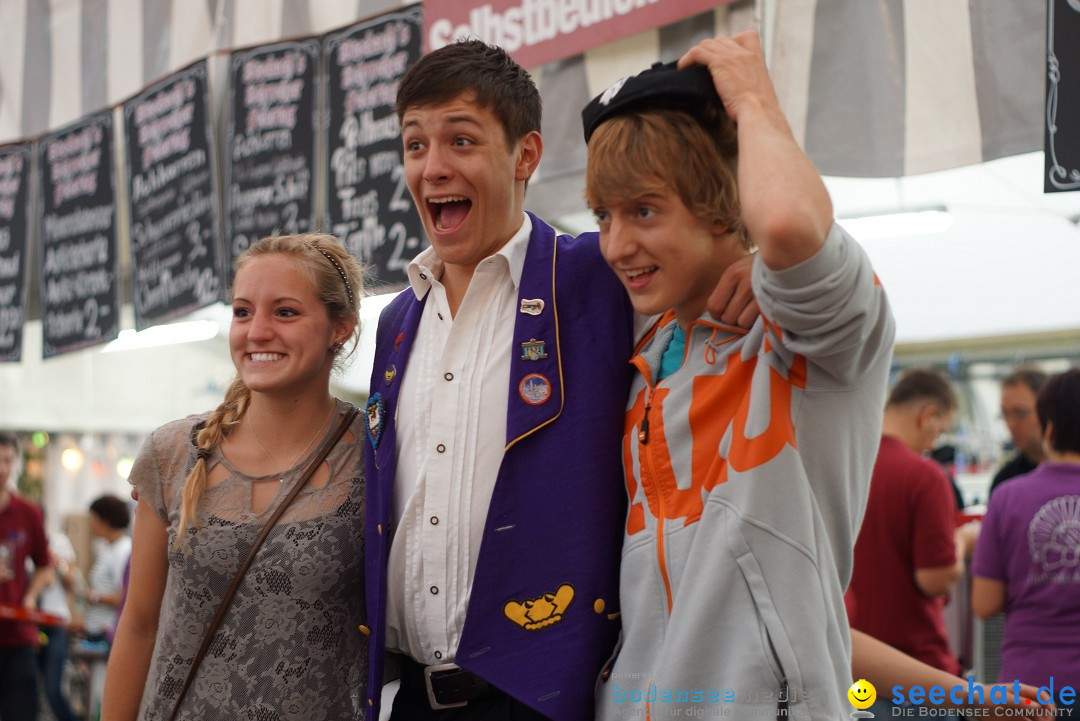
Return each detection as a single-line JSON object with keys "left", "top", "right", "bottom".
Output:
{"left": 848, "top": 679, "right": 876, "bottom": 709}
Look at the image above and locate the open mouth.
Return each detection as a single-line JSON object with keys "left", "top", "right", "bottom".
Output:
{"left": 427, "top": 196, "right": 472, "bottom": 232}
{"left": 623, "top": 266, "right": 658, "bottom": 287}
{"left": 249, "top": 352, "right": 283, "bottom": 363}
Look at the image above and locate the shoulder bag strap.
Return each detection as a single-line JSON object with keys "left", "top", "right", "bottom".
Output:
{"left": 167, "top": 405, "right": 359, "bottom": 721}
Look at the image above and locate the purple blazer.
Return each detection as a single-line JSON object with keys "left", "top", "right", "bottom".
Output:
{"left": 363, "top": 213, "right": 634, "bottom": 720}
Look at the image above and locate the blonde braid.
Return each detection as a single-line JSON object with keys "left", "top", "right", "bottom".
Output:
{"left": 174, "top": 377, "right": 252, "bottom": 548}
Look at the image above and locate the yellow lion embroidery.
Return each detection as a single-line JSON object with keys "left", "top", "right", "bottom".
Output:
{"left": 503, "top": 584, "right": 574, "bottom": 630}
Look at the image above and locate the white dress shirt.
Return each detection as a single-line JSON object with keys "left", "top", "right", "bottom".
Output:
{"left": 385, "top": 214, "right": 532, "bottom": 665}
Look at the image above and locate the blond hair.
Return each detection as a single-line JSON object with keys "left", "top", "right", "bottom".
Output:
{"left": 585, "top": 108, "right": 747, "bottom": 248}
{"left": 175, "top": 233, "right": 363, "bottom": 547}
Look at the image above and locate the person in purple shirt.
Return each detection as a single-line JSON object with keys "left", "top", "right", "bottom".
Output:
{"left": 972, "top": 368, "right": 1080, "bottom": 704}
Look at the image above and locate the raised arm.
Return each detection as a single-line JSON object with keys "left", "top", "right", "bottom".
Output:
{"left": 679, "top": 32, "right": 832, "bottom": 271}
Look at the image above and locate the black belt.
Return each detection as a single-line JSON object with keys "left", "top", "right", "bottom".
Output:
{"left": 402, "top": 657, "right": 494, "bottom": 710}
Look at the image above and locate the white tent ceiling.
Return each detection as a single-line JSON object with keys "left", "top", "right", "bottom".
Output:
{"left": 556, "top": 151, "right": 1080, "bottom": 350}
{"left": 824, "top": 152, "right": 1080, "bottom": 348}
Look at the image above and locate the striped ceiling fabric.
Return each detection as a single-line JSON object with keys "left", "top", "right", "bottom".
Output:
{"left": 0, "top": 0, "right": 1047, "bottom": 201}
{"left": 528, "top": 0, "right": 1046, "bottom": 220}
{"left": 0, "top": 0, "right": 400, "bottom": 143}
{"left": 775, "top": 0, "right": 1045, "bottom": 178}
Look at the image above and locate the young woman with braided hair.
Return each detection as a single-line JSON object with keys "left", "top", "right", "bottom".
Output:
{"left": 102, "top": 234, "right": 368, "bottom": 721}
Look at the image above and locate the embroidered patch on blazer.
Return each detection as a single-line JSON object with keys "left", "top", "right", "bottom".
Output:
{"left": 518, "top": 373, "right": 552, "bottom": 405}
{"left": 504, "top": 584, "right": 574, "bottom": 630}
{"left": 520, "top": 338, "right": 548, "bottom": 361}
{"left": 519, "top": 298, "right": 545, "bottom": 315}
{"left": 366, "top": 393, "right": 385, "bottom": 450}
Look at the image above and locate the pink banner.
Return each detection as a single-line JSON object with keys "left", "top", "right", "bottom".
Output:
{"left": 423, "top": 0, "right": 734, "bottom": 68}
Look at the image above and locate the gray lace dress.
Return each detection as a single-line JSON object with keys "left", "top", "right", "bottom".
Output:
{"left": 128, "top": 399, "right": 366, "bottom": 721}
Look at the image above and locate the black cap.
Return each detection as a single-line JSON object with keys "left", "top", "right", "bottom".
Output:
{"left": 581, "top": 61, "right": 725, "bottom": 142}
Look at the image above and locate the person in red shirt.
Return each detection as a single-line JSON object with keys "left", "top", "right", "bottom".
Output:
{"left": 849, "top": 368, "right": 978, "bottom": 676}
{"left": 0, "top": 431, "right": 53, "bottom": 721}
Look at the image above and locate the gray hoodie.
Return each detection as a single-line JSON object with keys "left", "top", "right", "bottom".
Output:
{"left": 597, "top": 226, "right": 895, "bottom": 721}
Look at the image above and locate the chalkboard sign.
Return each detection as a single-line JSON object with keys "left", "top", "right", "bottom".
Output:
{"left": 124, "top": 60, "right": 222, "bottom": 329}
{"left": 227, "top": 40, "right": 319, "bottom": 272}
{"left": 1046, "top": 0, "right": 1080, "bottom": 191}
{"left": 38, "top": 111, "right": 120, "bottom": 358}
{"left": 0, "top": 144, "right": 31, "bottom": 363}
{"left": 324, "top": 6, "right": 425, "bottom": 291}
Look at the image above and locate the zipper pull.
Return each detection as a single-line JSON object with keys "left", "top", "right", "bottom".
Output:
{"left": 776, "top": 679, "right": 789, "bottom": 718}
{"left": 638, "top": 404, "right": 651, "bottom": 444}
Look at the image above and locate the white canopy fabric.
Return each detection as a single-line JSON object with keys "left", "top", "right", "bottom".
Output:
{"left": 825, "top": 152, "right": 1080, "bottom": 349}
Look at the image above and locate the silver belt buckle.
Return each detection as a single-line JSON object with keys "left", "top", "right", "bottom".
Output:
{"left": 424, "top": 662, "right": 469, "bottom": 710}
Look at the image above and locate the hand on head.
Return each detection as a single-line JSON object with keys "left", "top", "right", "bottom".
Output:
{"left": 677, "top": 32, "right": 780, "bottom": 124}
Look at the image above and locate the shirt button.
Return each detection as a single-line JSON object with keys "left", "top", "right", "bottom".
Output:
{"left": 434, "top": 651, "right": 443, "bottom": 660}
{"left": 436, "top": 444, "right": 446, "bottom": 453}
{"left": 444, "top": 372, "right": 454, "bottom": 381}
{"left": 419, "top": 272, "right": 428, "bottom": 280}
{"left": 437, "top": 312, "right": 444, "bottom": 320}
{"left": 430, "top": 516, "right": 439, "bottom": 525}
{"left": 430, "top": 585, "right": 439, "bottom": 595}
